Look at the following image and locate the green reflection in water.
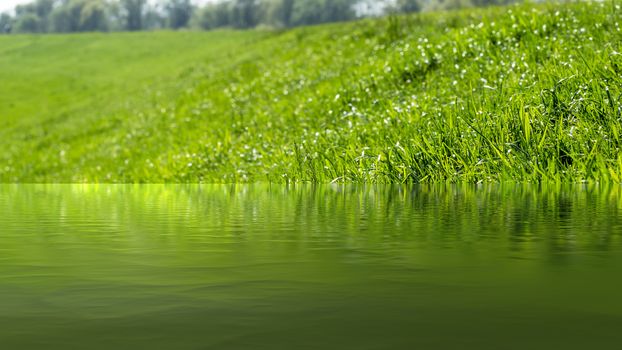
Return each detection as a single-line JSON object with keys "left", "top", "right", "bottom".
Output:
{"left": 1, "top": 184, "right": 621, "bottom": 349}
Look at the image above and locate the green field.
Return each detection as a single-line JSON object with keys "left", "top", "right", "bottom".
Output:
{"left": 1, "top": 1, "right": 621, "bottom": 183}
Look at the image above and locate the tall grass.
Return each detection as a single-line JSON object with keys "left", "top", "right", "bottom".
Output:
{"left": 1, "top": 1, "right": 620, "bottom": 183}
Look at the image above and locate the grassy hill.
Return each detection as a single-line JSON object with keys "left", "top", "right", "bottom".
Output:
{"left": 1, "top": 1, "right": 621, "bottom": 183}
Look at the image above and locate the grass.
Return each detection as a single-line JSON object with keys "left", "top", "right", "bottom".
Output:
{"left": 1, "top": 1, "right": 621, "bottom": 183}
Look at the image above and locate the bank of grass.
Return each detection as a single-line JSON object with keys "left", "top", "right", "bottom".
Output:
{"left": 1, "top": 1, "right": 621, "bottom": 183}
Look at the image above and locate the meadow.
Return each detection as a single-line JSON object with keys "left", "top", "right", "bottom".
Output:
{"left": 1, "top": 1, "right": 621, "bottom": 183}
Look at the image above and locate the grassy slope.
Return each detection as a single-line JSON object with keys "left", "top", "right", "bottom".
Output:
{"left": 1, "top": 1, "right": 621, "bottom": 183}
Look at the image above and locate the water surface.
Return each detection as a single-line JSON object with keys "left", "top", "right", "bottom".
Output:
{"left": 1, "top": 184, "right": 621, "bottom": 349}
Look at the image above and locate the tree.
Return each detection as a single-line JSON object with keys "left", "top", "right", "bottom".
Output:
{"left": 323, "top": 0, "right": 356, "bottom": 22}
{"left": 281, "top": 0, "right": 294, "bottom": 26}
{"left": 0, "top": 13, "right": 13, "bottom": 33}
{"left": 164, "top": 0, "right": 193, "bottom": 29}
{"left": 262, "top": 0, "right": 294, "bottom": 27}
{"left": 14, "top": 13, "right": 43, "bottom": 32}
{"left": 143, "top": 3, "right": 166, "bottom": 30}
{"left": 49, "top": 0, "right": 108, "bottom": 32}
{"left": 33, "top": 0, "right": 56, "bottom": 19}
{"left": 50, "top": 3, "right": 72, "bottom": 32}
{"left": 12, "top": 0, "right": 57, "bottom": 32}
{"left": 80, "top": 0, "right": 108, "bottom": 31}
{"left": 232, "top": 0, "right": 258, "bottom": 28}
{"left": 193, "top": 1, "right": 232, "bottom": 30}
{"left": 121, "top": 0, "right": 145, "bottom": 31}
{"left": 290, "top": 0, "right": 323, "bottom": 26}
{"left": 288, "top": 0, "right": 357, "bottom": 26}
{"left": 396, "top": 0, "right": 421, "bottom": 13}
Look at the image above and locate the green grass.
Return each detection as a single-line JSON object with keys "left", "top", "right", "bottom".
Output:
{"left": 1, "top": 1, "right": 621, "bottom": 183}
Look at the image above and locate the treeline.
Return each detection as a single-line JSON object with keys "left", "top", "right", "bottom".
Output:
{"left": 0, "top": 0, "right": 516, "bottom": 34}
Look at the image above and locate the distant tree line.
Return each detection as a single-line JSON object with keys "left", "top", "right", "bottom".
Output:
{"left": 0, "top": 0, "right": 517, "bottom": 34}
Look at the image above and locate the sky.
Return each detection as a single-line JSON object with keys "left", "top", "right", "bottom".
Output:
{"left": 0, "top": 0, "right": 213, "bottom": 14}
{"left": 1, "top": 0, "right": 28, "bottom": 13}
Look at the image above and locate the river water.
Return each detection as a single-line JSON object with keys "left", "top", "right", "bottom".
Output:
{"left": 1, "top": 184, "right": 621, "bottom": 349}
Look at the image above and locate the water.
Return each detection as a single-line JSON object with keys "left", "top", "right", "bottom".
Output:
{"left": 1, "top": 184, "right": 621, "bottom": 349}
